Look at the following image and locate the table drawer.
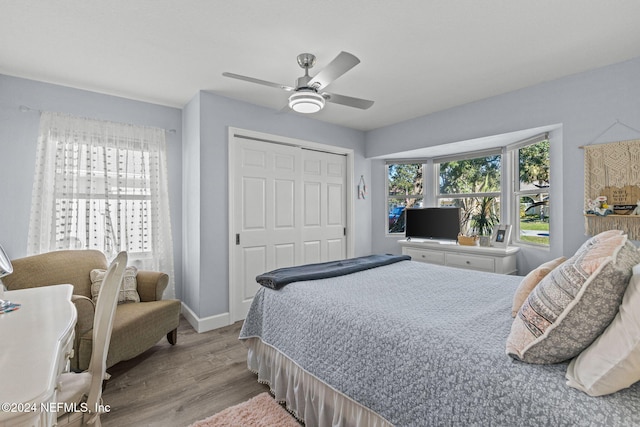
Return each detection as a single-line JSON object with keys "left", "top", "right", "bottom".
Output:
{"left": 404, "top": 248, "right": 445, "bottom": 265}
{"left": 446, "top": 253, "right": 495, "bottom": 272}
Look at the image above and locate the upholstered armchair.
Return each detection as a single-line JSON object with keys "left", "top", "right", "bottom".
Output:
{"left": 2, "top": 250, "right": 181, "bottom": 371}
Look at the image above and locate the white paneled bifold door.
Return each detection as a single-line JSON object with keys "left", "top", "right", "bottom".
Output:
{"left": 231, "top": 135, "right": 348, "bottom": 321}
{"left": 301, "top": 149, "right": 347, "bottom": 264}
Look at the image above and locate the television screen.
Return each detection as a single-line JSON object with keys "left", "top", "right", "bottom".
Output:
{"left": 405, "top": 207, "right": 461, "bottom": 241}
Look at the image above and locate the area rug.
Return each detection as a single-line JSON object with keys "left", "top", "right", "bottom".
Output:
{"left": 188, "top": 392, "right": 300, "bottom": 427}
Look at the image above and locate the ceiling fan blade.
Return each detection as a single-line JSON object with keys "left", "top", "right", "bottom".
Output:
{"left": 307, "top": 51, "right": 360, "bottom": 90}
{"left": 322, "top": 92, "right": 374, "bottom": 110}
{"left": 222, "top": 72, "right": 294, "bottom": 91}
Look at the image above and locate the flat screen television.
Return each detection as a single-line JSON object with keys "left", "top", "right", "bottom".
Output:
{"left": 405, "top": 207, "right": 461, "bottom": 241}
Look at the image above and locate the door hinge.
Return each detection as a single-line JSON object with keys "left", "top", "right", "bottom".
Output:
{"left": 343, "top": 227, "right": 346, "bottom": 236}
{"left": 236, "top": 233, "right": 240, "bottom": 245}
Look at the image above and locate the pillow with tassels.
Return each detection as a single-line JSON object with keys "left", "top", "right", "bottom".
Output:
{"left": 90, "top": 265, "right": 140, "bottom": 304}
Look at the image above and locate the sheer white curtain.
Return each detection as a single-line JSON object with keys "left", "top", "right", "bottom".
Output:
{"left": 28, "top": 112, "right": 175, "bottom": 298}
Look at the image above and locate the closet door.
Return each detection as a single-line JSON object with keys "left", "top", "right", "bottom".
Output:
{"left": 233, "top": 138, "right": 303, "bottom": 320}
{"left": 231, "top": 136, "right": 349, "bottom": 321}
{"left": 301, "top": 149, "right": 347, "bottom": 264}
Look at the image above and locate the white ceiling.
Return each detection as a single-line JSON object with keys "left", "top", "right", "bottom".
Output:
{"left": 2, "top": 1, "right": 640, "bottom": 132}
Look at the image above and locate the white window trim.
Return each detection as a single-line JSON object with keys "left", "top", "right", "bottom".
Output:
{"left": 509, "top": 134, "right": 550, "bottom": 247}
{"left": 385, "top": 162, "right": 425, "bottom": 235}
{"left": 385, "top": 133, "right": 550, "bottom": 247}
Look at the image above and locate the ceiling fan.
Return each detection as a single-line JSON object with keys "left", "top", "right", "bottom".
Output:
{"left": 222, "top": 51, "right": 374, "bottom": 114}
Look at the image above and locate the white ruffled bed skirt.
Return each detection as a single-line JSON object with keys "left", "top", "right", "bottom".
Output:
{"left": 244, "top": 337, "right": 393, "bottom": 427}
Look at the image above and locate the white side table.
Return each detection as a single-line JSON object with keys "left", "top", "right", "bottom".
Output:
{"left": 399, "top": 238, "right": 520, "bottom": 275}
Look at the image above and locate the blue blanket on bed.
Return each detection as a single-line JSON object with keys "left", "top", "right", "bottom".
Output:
{"left": 241, "top": 261, "right": 640, "bottom": 426}
{"left": 255, "top": 254, "right": 411, "bottom": 289}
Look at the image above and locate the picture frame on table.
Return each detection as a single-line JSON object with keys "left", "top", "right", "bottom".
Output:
{"left": 491, "top": 224, "right": 512, "bottom": 248}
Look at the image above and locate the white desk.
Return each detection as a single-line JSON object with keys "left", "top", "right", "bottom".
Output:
{"left": 0, "top": 284, "right": 77, "bottom": 427}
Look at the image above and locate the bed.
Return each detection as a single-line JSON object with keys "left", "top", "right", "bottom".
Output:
{"left": 239, "top": 257, "right": 640, "bottom": 426}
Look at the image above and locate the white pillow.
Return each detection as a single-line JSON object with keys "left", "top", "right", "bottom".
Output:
{"left": 90, "top": 265, "right": 140, "bottom": 304}
{"left": 566, "top": 263, "right": 640, "bottom": 396}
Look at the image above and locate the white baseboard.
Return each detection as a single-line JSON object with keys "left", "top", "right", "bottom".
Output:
{"left": 181, "top": 302, "right": 231, "bottom": 333}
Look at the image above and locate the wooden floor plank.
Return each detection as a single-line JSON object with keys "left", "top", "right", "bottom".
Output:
{"left": 101, "top": 317, "right": 269, "bottom": 427}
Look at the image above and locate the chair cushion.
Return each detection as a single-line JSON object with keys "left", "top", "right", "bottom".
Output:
{"left": 506, "top": 232, "right": 640, "bottom": 364}
{"left": 77, "top": 299, "right": 181, "bottom": 371}
{"left": 90, "top": 266, "right": 140, "bottom": 304}
{"left": 56, "top": 371, "right": 92, "bottom": 415}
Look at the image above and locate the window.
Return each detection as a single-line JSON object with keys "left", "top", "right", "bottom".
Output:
{"left": 28, "top": 111, "right": 175, "bottom": 297}
{"left": 53, "top": 148, "right": 153, "bottom": 254}
{"left": 436, "top": 152, "right": 501, "bottom": 236}
{"left": 385, "top": 133, "right": 550, "bottom": 247}
{"left": 386, "top": 163, "right": 423, "bottom": 233}
{"left": 512, "top": 138, "right": 550, "bottom": 246}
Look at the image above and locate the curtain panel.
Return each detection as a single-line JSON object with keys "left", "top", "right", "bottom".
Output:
{"left": 28, "top": 112, "right": 175, "bottom": 298}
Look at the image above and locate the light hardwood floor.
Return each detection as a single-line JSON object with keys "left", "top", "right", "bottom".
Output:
{"left": 101, "top": 317, "right": 270, "bottom": 427}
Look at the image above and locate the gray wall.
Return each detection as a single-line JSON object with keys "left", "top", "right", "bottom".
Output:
{"left": 0, "top": 74, "right": 184, "bottom": 296}
{"left": 181, "top": 92, "right": 202, "bottom": 312}
{"left": 366, "top": 57, "right": 640, "bottom": 273}
{"left": 0, "top": 74, "right": 370, "bottom": 323}
{"left": 182, "top": 91, "right": 369, "bottom": 318}
{"left": 3, "top": 54, "right": 640, "bottom": 323}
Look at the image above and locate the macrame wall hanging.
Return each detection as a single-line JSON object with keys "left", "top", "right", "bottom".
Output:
{"left": 583, "top": 138, "right": 640, "bottom": 239}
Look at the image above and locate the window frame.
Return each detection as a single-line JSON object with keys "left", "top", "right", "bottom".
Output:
{"left": 385, "top": 134, "right": 550, "bottom": 248}
{"left": 509, "top": 136, "right": 550, "bottom": 247}
{"left": 435, "top": 149, "right": 502, "bottom": 234}
{"left": 51, "top": 144, "right": 155, "bottom": 255}
{"left": 385, "top": 161, "right": 425, "bottom": 235}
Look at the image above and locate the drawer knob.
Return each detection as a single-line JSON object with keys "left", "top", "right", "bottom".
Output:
{"left": 466, "top": 260, "right": 471, "bottom": 264}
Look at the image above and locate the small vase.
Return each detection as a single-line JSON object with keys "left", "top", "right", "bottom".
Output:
{"left": 479, "top": 236, "right": 491, "bottom": 247}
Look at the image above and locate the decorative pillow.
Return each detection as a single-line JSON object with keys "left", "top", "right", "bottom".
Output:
{"left": 506, "top": 234, "right": 640, "bottom": 364}
{"left": 574, "top": 229, "right": 623, "bottom": 256}
{"left": 566, "top": 264, "right": 640, "bottom": 396}
{"left": 511, "top": 257, "right": 567, "bottom": 317}
{"left": 90, "top": 266, "right": 140, "bottom": 304}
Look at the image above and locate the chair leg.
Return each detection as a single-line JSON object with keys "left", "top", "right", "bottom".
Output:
{"left": 102, "top": 372, "right": 111, "bottom": 391}
{"left": 167, "top": 328, "right": 178, "bottom": 345}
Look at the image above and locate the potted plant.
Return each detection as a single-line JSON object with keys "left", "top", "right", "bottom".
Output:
{"left": 470, "top": 197, "right": 499, "bottom": 246}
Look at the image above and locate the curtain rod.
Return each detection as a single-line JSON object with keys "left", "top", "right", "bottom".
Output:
{"left": 19, "top": 105, "right": 41, "bottom": 113}
{"left": 18, "top": 105, "right": 177, "bottom": 134}
{"left": 579, "top": 119, "right": 640, "bottom": 149}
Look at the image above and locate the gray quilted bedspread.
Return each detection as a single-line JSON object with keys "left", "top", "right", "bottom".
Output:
{"left": 239, "top": 260, "right": 640, "bottom": 426}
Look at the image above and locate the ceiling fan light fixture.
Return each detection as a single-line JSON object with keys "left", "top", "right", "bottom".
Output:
{"left": 288, "top": 90, "right": 325, "bottom": 113}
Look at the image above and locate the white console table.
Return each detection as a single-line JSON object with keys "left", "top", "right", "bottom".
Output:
{"left": 399, "top": 238, "right": 520, "bottom": 275}
{"left": 0, "top": 284, "right": 77, "bottom": 427}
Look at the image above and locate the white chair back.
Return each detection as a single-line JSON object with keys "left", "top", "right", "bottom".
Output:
{"left": 56, "top": 251, "right": 127, "bottom": 426}
{"left": 85, "top": 251, "right": 127, "bottom": 420}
